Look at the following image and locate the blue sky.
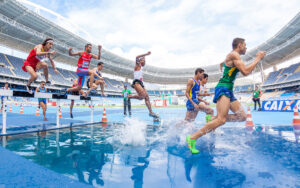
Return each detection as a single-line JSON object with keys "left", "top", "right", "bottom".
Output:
{"left": 18, "top": 0, "right": 300, "bottom": 69}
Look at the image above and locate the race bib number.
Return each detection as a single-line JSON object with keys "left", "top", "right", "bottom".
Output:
{"left": 82, "top": 61, "right": 89, "bottom": 68}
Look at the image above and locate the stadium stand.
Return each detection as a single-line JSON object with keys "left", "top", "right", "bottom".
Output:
{"left": 4, "top": 55, "right": 300, "bottom": 99}
{"left": 264, "top": 62, "right": 300, "bottom": 85}
{"left": 234, "top": 85, "right": 253, "bottom": 92}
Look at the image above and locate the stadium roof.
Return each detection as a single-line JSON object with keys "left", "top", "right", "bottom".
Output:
{"left": 0, "top": 0, "right": 299, "bottom": 84}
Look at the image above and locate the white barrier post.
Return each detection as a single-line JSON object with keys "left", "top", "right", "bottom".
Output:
{"left": 56, "top": 129, "right": 60, "bottom": 157}
{"left": 91, "top": 100, "right": 94, "bottom": 123}
{"left": 2, "top": 97, "right": 7, "bottom": 134}
{"left": 56, "top": 99, "right": 60, "bottom": 128}
{"left": 2, "top": 135, "right": 7, "bottom": 148}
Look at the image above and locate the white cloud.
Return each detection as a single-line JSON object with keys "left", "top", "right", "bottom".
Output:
{"left": 35, "top": 0, "right": 300, "bottom": 68}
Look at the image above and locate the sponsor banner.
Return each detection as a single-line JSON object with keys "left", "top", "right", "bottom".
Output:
{"left": 262, "top": 99, "right": 300, "bottom": 112}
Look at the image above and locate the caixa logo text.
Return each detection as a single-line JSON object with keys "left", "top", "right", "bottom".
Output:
{"left": 262, "top": 100, "right": 300, "bottom": 112}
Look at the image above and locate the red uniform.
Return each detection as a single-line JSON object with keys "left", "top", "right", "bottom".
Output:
{"left": 22, "top": 47, "right": 48, "bottom": 72}
{"left": 76, "top": 51, "right": 92, "bottom": 87}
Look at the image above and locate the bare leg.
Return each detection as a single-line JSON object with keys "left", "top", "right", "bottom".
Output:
{"left": 185, "top": 111, "right": 198, "bottom": 122}
{"left": 86, "top": 82, "right": 98, "bottom": 96}
{"left": 145, "top": 93, "right": 153, "bottom": 114}
{"left": 79, "top": 90, "right": 86, "bottom": 97}
{"left": 129, "top": 83, "right": 146, "bottom": 100}
{"left": 190, "top": 95, "right": 231, "bottom": 140}
{"left": 36, "top": 62, "right": 49, "bottom": 82}
{"left": 67, "top": 86, "right": 82, "bottom": 93}
{"left": 129, "top": 95, "right": 142, "bottom": 99}
{"left": 70, "top": 100, "right": 74, "bottom": 118}
{"left": 70, "top": 100, "right": 74, "bottom": 114}
{"left": 40, "top": 102, "right": 47, "bottom": 121}
{"left": 225, "top": 100, "right": 247, "bottom": 122}
{"left": 25, "top": 66, "right": 38, "bottom": 86}
{"left": 88, "top": 71, "right": 94, "bottom": 89}
{"left": 130, "top": 83, "right": 156, "bottom": 115}
{"left": 197, "top": 103, "right": 214, "bottom": 115}
{"left": 94, "top": 80, "right": 105, "bottom": 93}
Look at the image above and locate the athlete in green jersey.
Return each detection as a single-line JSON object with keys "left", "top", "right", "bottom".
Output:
{"left": 186, "top": 38, "right": 266, "bottom": 154}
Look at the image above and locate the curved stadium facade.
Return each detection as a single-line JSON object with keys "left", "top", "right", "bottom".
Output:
{"left": 0, "top": 0, "right": 300, "bottom": 85}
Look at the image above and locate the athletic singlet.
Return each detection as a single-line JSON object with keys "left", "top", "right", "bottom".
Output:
{"left": 189, "top": 79, "right": 200, "bottom": 100}
{"left": 216, "top": 63, "right": 239, "bottom": 91}
{"left": 39, "top": 87, "right": 46, "bottom": 93}
{"left": 199, "top": 84, "right": 206, "bottom": 94}
{"left": 26, "top": 47, "right": 48, "bottom": 64}
{"left": 77, "top": 51, "right": 92, "bottom": 69}
{"left": 94, "top": 69, "right": 102, "bottom": 80}
{"left": 38, "top": 86, "right": 46, "bottom": 100}
{"left": 134, "top": 64, "right": 143, "bottom": 81}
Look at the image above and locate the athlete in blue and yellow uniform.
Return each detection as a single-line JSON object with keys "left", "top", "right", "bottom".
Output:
{"left": 185, "top": 68, "right": 214, "bottom": 122}
{"left": 36, "top": 81, "right": 48, "bottom": 121}
{"left": 186, "top": 38, "right": 266, "bottom": 154}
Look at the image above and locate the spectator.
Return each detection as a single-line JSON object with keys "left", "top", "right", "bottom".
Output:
{"left": 252, "top": 85, "right": 262, "bottom": 111}
{"left": 122, "top": 84, "right": 131, "bottom": 116}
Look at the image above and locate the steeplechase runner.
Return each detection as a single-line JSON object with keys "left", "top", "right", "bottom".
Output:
{"left": 65, "top": 43, "right": 102, "bottom": 96}
{"left": 22, "top": 38, "right": 58, "bottom": 94}
{"left": 184, "top": 69, "right": 214, "bottom": 122}
{"left": 87, "top": 62, "right": 107, "bottom": 96}
{"left": 70, "top": 78, "right": 86, "bottom": 118}
{"left": 129, "top": 51, "right": 159, "bottom": 119}
{"left": 35, "top": 81, "right": 48, "bottom": 121}
{"left": 186, "top": 38, "right": 266, "bottom": 154}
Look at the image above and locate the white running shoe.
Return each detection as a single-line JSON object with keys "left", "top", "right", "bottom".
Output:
{"left": 26, "top": 85, "right": 33, "bottom": 94}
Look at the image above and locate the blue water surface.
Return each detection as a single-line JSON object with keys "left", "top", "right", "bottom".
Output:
{"left": 1, "top": 107, "right": 300, "bottom": 187}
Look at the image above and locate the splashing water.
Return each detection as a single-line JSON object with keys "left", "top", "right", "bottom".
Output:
{"left": 114, "top": 117, "right": 148, "bottom": 146}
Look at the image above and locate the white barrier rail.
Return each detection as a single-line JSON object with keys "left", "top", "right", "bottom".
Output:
{"left": 0, "top": 89, "right": 103, "bottom": 135}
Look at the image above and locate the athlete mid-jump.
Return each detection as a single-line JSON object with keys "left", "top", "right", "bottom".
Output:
{"left": 22, "top": 38, "right": 58, "bottom": 94}
{"left": 129, "top": 51, "right": 159, "bottom": 119}
{"left": 66, "top": 44, "right": 101, "bottom": 95}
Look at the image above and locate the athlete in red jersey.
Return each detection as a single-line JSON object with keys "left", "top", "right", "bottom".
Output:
{"left": 22, "top": 38, "right": 58, "bottom": 94}
{"left": 66, "top": 43, "right": 101, "bottom": 94}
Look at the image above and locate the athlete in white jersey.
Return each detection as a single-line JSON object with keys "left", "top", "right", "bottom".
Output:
{"left": 129, "top": 51, "right": 159, "bottom": 119}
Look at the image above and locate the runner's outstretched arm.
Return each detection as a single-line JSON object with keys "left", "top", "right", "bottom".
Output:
{"left": 233, "top": 51, "right": 265, "bottom": 76}
{"left": 48, "top": 56, "right": 58, "bottom": 73}
{"left": 68, "top": 48, "right": 83, "bottom": 57}
{"left": 91, "top": 45, "right": 102, "bottom": 60}
{"left": 136, "top": 51, "right": 151, "bottom": 59}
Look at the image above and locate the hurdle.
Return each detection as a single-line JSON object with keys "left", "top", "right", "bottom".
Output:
{"left": 0, "top": 89, "right": 102, "bottom": 135}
